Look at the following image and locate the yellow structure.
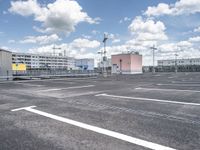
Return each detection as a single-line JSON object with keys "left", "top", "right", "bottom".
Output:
{"left": 12, "top": 64, "right": 26, "bottom": 71}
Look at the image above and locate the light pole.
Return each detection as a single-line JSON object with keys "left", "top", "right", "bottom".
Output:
{"left": 97, "top": 51, "right": 103, "bottom": 74}
{"left": 150, "top": 45, "right": 157, "bottom": 74}
{"left": 175, "top": 53, "right": 178, "bottom": 73}
{"left": 102, "top": 33, "right": 108, "bottom": 77}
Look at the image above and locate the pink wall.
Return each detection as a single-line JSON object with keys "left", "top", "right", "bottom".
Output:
{"left": 111, "top": 53, "right": 142, "bottom": 74}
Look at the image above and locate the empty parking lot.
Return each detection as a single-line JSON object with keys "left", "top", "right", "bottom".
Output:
{"left": 0, "top": 73, "right": 200, "bottom": 150}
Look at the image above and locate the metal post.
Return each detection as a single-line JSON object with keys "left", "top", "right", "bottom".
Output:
{"left": 175, "top": 53, "right": 178, "bottom": 73}
{"left": 102, "top": 33, "right": 108, "bottom": 77}
{"left": 150, "top": 45, "right": 157, "bottom": 74}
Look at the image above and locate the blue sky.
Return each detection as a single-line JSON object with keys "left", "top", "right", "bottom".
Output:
{"left": 0, "top": 0, "right": 200, "bottom": 65}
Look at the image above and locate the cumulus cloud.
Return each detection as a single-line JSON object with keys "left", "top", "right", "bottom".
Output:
{"left": 112, "top": 39, "right": 121, "bottom": 43}
{"left": 144, "top": 0, "right": 200, "bottom": 17}
{"left": 9, "top": 0, "right": 100, "bottom": 35}
{"left": 70, "top": 38, "right": 100, "bottom": 49}
{"left": 128, "top": 16, "right": 168, "bottom": 41}
{"left": 20, "top": 34, "right": 61, "bottom": 45}
{"left": 28, "top": 38, "right": 100, "bottom": 57}
{"left": 189, "top": 36, "right": 200, "bottom": 42}
{"left": 119, "top": 17, "right": 131, "bottom": 23}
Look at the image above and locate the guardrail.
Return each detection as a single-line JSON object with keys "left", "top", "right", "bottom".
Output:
{"left": 0, "top": 72, "right": 99, "bottom": 81}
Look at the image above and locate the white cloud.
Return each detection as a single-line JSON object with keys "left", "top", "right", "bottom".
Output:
{"left": 112, "top": 39, "right": 121, "bottom": 43}
{"left": 144, "top": 0, "right": 200, "bottom": 17}
{"left": 28, "top": 38, "right": 100, "bottom": 58}
{"left": 128, "top": 16, "right": 168, "bottom": 41}
{"left": 119, "top": 17, "right": 131, "bottom": 23}
{"left": 81, "top": 34, "right": 91, "bottom": 39}
{"left": 194, "top": 26, "right": 200, "bottom": 32}
{"left": 9, "top": 0, "right": 100, "bottom": 35}
{"left": 70, "top": 38, "right": 100, "bottom": 49}
{"left": 144, "top": 3, "right": 173, "bottom": 17}
{"left": 20, "top": 34, "right": 61, "bottom": 45}
{"left": 177, "top": 40, "right": 192, "bottom": 48}
{"left": 189, "top": 36, "right": 200, "bottom": 42}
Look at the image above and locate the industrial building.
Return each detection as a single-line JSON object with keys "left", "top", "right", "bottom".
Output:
{"left": 111, "top": 52, "right": 142, "bottom": 74}
{"left": 75, "top": 59, "right": 94, "bottom": 70}
{"left": 12, "top": 52, "right": 75, "bottom": 70}
{"left": 0, "top": 49, "right": 12, "bottom": 79}
{"left": 157, "top": 58, "right": 200, "bottom": 72}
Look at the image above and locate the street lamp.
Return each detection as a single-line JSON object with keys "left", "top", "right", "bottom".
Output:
{"left": 102, "top": 33, "right": 108, "bottom": 77}
{"left": 150, "top": 45, "right": 157, "bottom": 74}
{"left": 97, "top": 51, "right": 103, "bottom": 74}
{"left": 175, "top": 53, "right": 178, "bottom": 73}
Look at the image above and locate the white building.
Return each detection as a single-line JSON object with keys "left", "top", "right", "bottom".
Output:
{"left": 75, "top": 58, "right": 94, "bottom": 70}
{"left": 12, "top": 52, "right": 75, "bottom": 70}
{"left": 158, "top": 58, "right": 200, "bottom": 66}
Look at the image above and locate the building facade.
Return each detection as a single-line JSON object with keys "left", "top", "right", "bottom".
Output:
{"left": 12, "top": 52, "right": 75, "bottom": 70}
{"left": 75, "top": 59, "right": 94, "bottom": 70}
{"left": 157, "top": 58, "right": 200, "bottom": 72}
{"left": 111, "top": 52, "right": 142, "bottom": 74}
{"left": 158, "top": 58, "right": 200, "bottom": 66}
{"left": 0, "top": 49, "right": 12, "bottom": 78}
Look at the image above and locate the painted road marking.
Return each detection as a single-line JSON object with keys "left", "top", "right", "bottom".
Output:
{"left": 14, "top": 82, "right": 44, "bottom": 87}
{"left": 95, "top": 93, "right": 200, "bottom": 106}
{"left": 171, "top": 81, "right": 200, "bottom": 84}
{"left": 157, "top": 83, "right": 200, "bottom": 87}
{"left": 11, "top": 106, "right": 176, "bottom": 150}
{"left": 38, "top": 85, "right": 95, "bottom": 92}
{"left": 135, "top": 87, "right": 200, "bottom": 93}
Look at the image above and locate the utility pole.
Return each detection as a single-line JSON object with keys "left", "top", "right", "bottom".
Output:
{"left": 52, "top": 45, "right": 61, "bottom": 71}
{"left": 175, "top": 53, "right": 178, "bottom": 73}
{"left": 150, "top": 45, "right": 157, "bottom": 74}
{"left": 102, "top": 33, "right": 108, "bottom": 77}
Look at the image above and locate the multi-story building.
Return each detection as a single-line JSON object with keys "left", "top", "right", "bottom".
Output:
{"left": 157, "top": 58, "right": 200, "bottom": 72}
{"left": 75, "top": 58, "right": 94, "bottom": 70}
{"left": 12, "top": 52, "right": 75, "bottom": 70}
{"left": 158, "top": 58, "right": 200, "bottom": 66}
{"left": 0, "top": 49, "right": 12, "bottom": 79}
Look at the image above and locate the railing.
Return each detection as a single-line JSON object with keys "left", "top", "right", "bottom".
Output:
{"left": 0, "top": 70, "right": 98, "bottom": 81}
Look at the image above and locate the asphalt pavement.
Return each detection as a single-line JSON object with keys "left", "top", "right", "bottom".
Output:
{"left": 0, "top": 73, "right": 200, "bottom": 150}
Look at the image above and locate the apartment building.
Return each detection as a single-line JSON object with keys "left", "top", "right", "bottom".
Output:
{"left": 12, "top": 52, "right": 75, "bottom": 70}
{"left": 157, "top": 58, "right": 200, "bottom": 66}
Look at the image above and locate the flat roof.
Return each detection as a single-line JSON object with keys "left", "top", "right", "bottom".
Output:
{"left": 112, "top": 53, "right": 142, "bottom": 56}
{"left": 0, "top": 48, "right": 11, "bottom": 53}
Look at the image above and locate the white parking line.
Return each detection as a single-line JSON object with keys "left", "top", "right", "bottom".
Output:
{"left": 135, "top": 87, "right": 200, "bottom": 93}
{"left": 11, "top": 106, "right": 176, "bottom": 150}
{"left": 157, "top": 83, "right": 200, "bottom": 87}
{"left": 14, "top": 82, "right": 44, "bottom": 87}
{"left": 38, "top": 85, "right": 95, "bottom": 92}
{"left": 95, "top": 93, "right": 200, "bottom": 106}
